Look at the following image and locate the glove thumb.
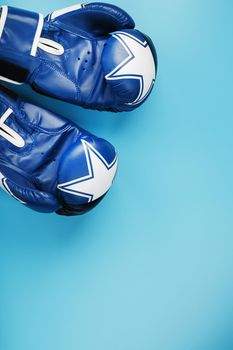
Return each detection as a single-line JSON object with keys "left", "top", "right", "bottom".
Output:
{"left": 47, "top": 2, "right": 135, "bottom": 37}
{"left": 1, "top": 176, "right": 60, "bottom": 213}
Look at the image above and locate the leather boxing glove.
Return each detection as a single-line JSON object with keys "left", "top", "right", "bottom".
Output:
{"left": 0, "top": 85, "right": 118, "bottom": 216}
{"left": 0, "top": 3, "right": 157, "bottom": 112}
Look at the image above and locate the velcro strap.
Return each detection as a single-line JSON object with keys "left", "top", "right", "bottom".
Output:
{"left": 0, "top": 6, "right": 44, "bottom": 57}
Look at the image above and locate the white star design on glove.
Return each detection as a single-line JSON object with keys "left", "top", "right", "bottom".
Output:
{"left": 57, "top": 140, "right": 118, "bottom": 202}
{"left": 105, "top": 31, "right": 156, "bottom": 105}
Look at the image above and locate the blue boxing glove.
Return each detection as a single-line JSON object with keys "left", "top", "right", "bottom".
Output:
{"left": 0, "top": 3, "right": 157, "bottom": 112}
{"left": 0, "top": 85, "right": 118, "bottom": 216}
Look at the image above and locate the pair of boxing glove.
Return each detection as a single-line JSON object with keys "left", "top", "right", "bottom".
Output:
{"left": 0, "top": 2, "right": 157, "bottom": 216}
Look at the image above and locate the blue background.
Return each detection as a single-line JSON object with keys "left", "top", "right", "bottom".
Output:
{"left": 1, "top": 1, "right": 233, "bottom": 349}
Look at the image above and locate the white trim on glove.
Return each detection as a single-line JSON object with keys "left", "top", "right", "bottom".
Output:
{"left": 49, "top": 3, "right": 84, "bottom": 20}
{"left": 0, "top": 5, "right": 8, "bottom": 39}
{"left": 0, "top": 108, "right": 25, "bottom": 148}
{"left": 31, "top": 13, "right": 44, "bottom": 57}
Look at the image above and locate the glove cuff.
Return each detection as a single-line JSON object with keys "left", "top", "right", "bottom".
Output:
{"left": 0, "top": 6, "right": 43, "bottom": 84}
{"left": 0, "top": 6, "right": 43, "bottom": 57}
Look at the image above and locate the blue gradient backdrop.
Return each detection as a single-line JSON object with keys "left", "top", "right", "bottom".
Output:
{"left": 1, "top": 1, "right": 233, "bottom": 349}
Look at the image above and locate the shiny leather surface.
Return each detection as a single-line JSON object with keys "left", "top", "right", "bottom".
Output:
{"left": 0, "top": 85, "right": 117, "bottom": 214}
{"left": 0, "top": 3, "right": 157, "bottom": 112}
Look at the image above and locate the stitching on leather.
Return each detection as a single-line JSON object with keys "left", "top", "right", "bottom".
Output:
{"left": 20, "top": 102, "right": 73, "bottom": 134}
{"left": 0, "top": 159, "right": 40, "bottom": 187}
{"left": 53, "top": 8, "right": 133, "bottom": 28}
{"left": 33, "top": 61, "right": 81, "bottom": 101}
